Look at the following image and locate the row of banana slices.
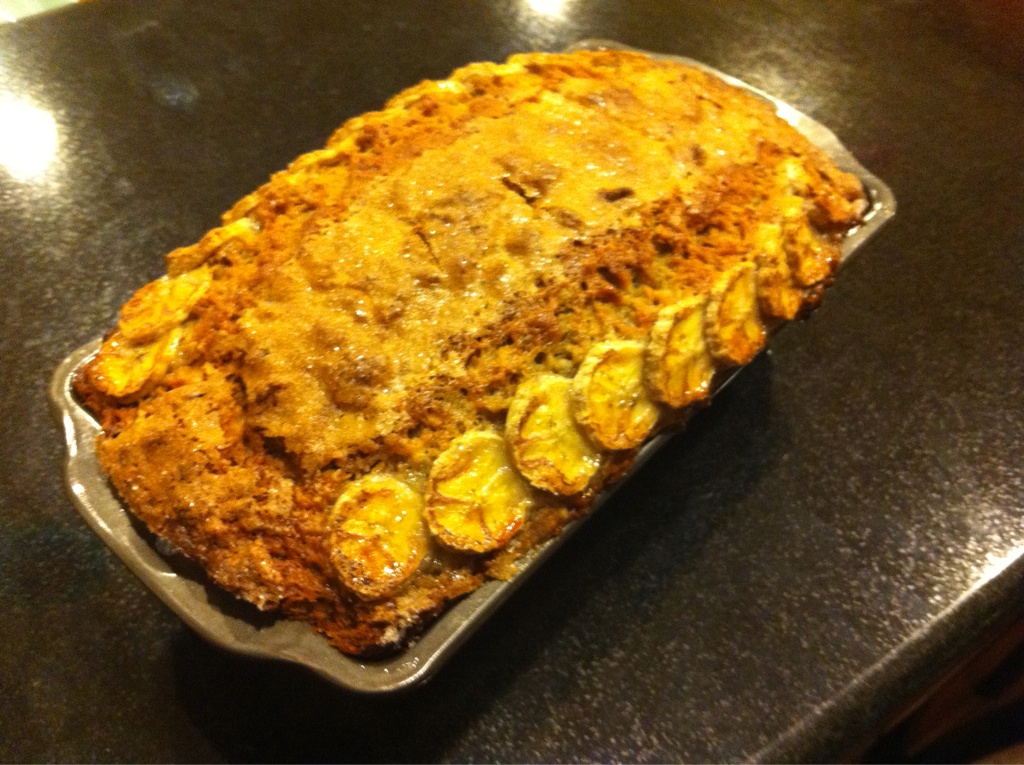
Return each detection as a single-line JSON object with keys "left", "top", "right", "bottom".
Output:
{"left": 329, "top": 254, "right": 807, "bottom": 599}
{"left": 86, "top": 217, "right": 262, "bottom": 399}
{"left": 87, "top": 267, "right": 214, "bottom": 398}
{"left": 85, "top": 197, "right": 832, "bottom": 601}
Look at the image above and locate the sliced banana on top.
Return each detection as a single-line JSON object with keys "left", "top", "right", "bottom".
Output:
{"left": 506, "top": 374, "right": 601, "bottom": 495}
{"left": 425, "top": 430, "right": 533, "bottom": 553}
{"left": 118, "top": 267, "right": 212, "bottom": 344}
{"left": 167, "top": 216, "right": 261, "bottom": 275}
{"left": 573, "top": 340, "right": 659, "bottom": 449}
{"left": 646, "top": 296, "right": 716, "bottom": 408}
{"left": 86, "top": 327, "right": 183, "bottom": 399}
{"left": 754, "top": 222, "right": 805, "bottom": 321}
{"left": 705, "top": 262, "right": 766, "bottom": 367}
{"left": 327, "top": 474, "right": 428, "bottom": 600}
{"left": 775, "top": 158, "right": 836, "bottom": 289}
{"left": 779, "top": 157, "right": 812, "bottom": 200}
{"left": 784, "top": 218, "right": 835, "bottom": 288}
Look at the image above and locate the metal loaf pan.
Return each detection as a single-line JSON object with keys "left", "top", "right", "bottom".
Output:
{"left": 49, "top": 41, "right": 896, "bottom": 693}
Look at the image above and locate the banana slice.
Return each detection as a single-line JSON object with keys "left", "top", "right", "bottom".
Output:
{"left": 779, "top": 157, "right": 812, "bottom": 200}
{"left": 86, "top": 327, "right": 183, "bottom": 399}
{"left": 754, "top": 223, "right": 805, "bottom": 321}
{"left": 706, "top": 262, "right": 766, "bottom": 367}
{"left": 573, "top": 340, "right": 659, "bottom": 449}
{"left": 118, "top": 268, "right": 212, "bottom": 344}
{"left": 784, "top": 218, "right": 835, "bottom": 288}
{"left": 506, "top": 374, "right": 601, "bottom": 495}
{"left": 646, "top": 296, "right": 716, "bottom": 408}
{"left": 327, "top": 474, "right": 427, "bottom": 600}
{"left": 776, "top": 158, "right": 836, "bottom": 289}
{"left": 207, "top": 215, "right": 261, "bottom": 247}
{"left": 425, "top": 430, "right": 533, "bottom": 553}
{"left": 167, "top": 216, "right": 261, "bottom": 275}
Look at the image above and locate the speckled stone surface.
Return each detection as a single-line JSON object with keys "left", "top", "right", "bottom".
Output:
{"left": 1, "top": 0, "right": 1023, "bottom": 761}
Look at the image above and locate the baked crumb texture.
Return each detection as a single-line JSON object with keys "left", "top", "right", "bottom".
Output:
{"left": 75, "top": 50, "right": 866, "bottom": 656}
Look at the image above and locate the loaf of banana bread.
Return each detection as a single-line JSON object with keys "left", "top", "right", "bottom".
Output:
{"left": 75, "top": 49, "right": 866, "bottom": 655}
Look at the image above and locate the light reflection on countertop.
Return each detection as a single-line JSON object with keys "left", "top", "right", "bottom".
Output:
{"left": 525, "top": 0, "right": 573, "bottom": 19}
{"left": 0, "top": 95, "right": 58, "bottom": 181}
{"left": 509, "top": 0, "right": 580, "bottom": 47}
{"left": 0, "top": 0, "right": 71, "bottom": 23}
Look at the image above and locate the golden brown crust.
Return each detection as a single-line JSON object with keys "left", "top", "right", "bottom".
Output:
{"left": 75, "top": 49, "right": 866, "bottom": 655}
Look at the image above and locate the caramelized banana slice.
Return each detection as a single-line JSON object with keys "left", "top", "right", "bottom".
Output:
{"left": 779, "top": 157, "right": 813, "bottom": 202}
{"left": 784, "top": 218, "right": 835, "bottom": 287}
{"left": 754, "top": 223, "right": 805, "bottom": 321}
{"left": 425, "top": 431, "right": 533, "bottom": 553}
{"left": 646, "top": 296, "right": 716, "bottom": 408}
{"left": 167, "top": 216, "right": 261, "bottom": 275}
{"left": 118, "top": 268, "right": 212, "bottom": 344}
{"left": 706, "top": 262, "right": 766, "bottom": 367}
{"left": 573, "top": 340, "right": 659, "bottom": 449}
{"left": 776, "top": 158, "right": 836, "bottom": 288}
{"left": 506, "top": 374, "right": 601, "bottom": 495}
{"left": 327, "top": 474, "right": 427, "bottom": 600}
{"left": 86, "top": 327, "right": 183, "bottom": 399}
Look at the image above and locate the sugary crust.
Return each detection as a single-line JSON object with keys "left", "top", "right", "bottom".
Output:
{"left": 75, "top": 49, "right": 866, "bottom": 655}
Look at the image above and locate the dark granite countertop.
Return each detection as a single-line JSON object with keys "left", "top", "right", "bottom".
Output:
{"left": 2, "top": 1, "right": 1022, "bottom": 761}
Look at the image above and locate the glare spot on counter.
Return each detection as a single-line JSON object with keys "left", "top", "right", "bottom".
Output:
{"left": 525, "top": 0, "right": 570, "bottom": 19}
{"left": 0, "top": 96, "right": 58, "bottom": 181}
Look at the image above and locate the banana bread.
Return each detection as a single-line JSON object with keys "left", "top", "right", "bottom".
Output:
{"left": 74, "top": 49, "right": 867, "bottom": 655}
